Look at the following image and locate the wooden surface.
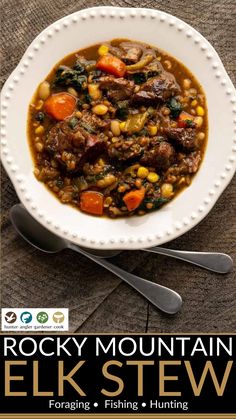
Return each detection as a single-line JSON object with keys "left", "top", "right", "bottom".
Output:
{"left": 1, "top": 0, "right": 235, "bottom": 333}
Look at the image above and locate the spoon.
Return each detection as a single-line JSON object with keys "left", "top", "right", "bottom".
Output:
{"left": 83, "top": 246, "right": 233, "bottom": 274}
{"left": 10, "top": 204, "right": 182, "bottom": 315}
{"left": 142, "top": 247, "right": 233, "bottom": 274}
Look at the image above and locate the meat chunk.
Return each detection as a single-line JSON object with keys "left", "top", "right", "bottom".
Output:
{"left": 80, "top": 110, "right": 109, "bottom": 132}
{"left": 165, "top": 127, "right": 197, "bottom": 151}
{"left": 109, "top": 43, "right": 142, "bottom": 64}
{"left": 140, "top": 140, "right": 175, "bottom": 170}
{"left": 131, "top": 74, "right": 180, "bottom": 105}
{"left": 179, "top": 151, "right": 201, "bottom": 174}
{"left": 120, "top": 45, "right": 142, "bottom": 64}
{"left": 45, "top": 121, "right": 106, "bottom": 171}
{"left": 45, "top": 122, "right": 85, "bottom": 153}
{"left": 99, "top": 76, "right": 135, "bottom": 101}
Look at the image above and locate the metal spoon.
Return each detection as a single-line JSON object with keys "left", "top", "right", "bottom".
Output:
{"left": 10, "top": 204, "right": 182, "bottom": 315}
{"left": 83, "top": 247, "right": 233, "bottom": 274}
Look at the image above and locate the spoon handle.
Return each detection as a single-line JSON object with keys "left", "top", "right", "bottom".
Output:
{"left": 69, "top": 244, "right": 182, "bottom": 314}
{"left": 143, "top": 246, "right": 233, "bottom": 274}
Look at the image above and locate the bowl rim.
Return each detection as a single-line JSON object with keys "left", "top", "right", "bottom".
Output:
{"left": 1, "top": 6, "right": 236, "bottom": 250}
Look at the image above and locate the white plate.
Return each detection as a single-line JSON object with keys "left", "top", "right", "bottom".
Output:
{"left": 1, "top": 6, "right": 236, "bottom": 249}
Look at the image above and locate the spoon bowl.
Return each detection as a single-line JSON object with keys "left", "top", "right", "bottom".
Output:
{"left": 10, "top": 204, "right": 67, "bottom": 253}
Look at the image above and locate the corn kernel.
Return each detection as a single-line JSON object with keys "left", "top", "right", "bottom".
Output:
{"left": 196, "top": 106, "right": 205, "bottom": 116}
{"left": 98, "top": 45, "right": 109, "bottom": 56}
{"left": 119, "top": 121, "right": 127, "bottom": 132}
{"left": 147, "top": 172, "right": 159, "bottom": 183}
{"left": 92, "top": 104, "right": 108, "bottom": 115}
{"left": 137, "top": 167, "right": 149, "bottom": 179}
{"left": 191, "top": 99, "right": 197, "bottom": 107}
{"left": 34, "top": 125, "right": 45, "bottom": 135}
{"left": 148, "top": 125, "right": 158, "bottom": 136}
{"left": 161, "top": 183, "right": 173, "bottom": 198}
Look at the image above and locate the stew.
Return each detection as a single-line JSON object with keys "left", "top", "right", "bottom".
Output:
{"left": 28, "top": 39, "right": 207, "bottom": 217}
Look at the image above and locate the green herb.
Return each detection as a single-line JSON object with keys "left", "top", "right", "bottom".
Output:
{"left": 72, "top": 61, "right": 85, "bottom": 74}
{"left": 83, "top": 92, "right": 92, "bottom": 104}
{"left": 130, "top": 70, "right": 160, "bottom": 85}
{"left": 68, "top": 117, "right": 79, "bottom": 129}
{"left": 116, "top": 101, "right": 129, "bottom": 120}
{"left": 185, "top": 119, "right": 195, "bottom": 127}
{"left": 54, "top": 65, "right": 87, "bottom": 90}
{"left": 35, "top": 111, "right": 45, "bottom": 122}
{"left": 94, "top": 166, "right": 113, "bottom": 180}
{"left": 167, "top": 97, "right": 182, "bottom": 118}
{"left": 76, "top": 98, "right": 84, "bottom": 108}
{"left": 130, "top": 72, "right": 147, "bottom": 84}
{"left": 73, "top": 176, "right": 88, "bottom": 191}
{"left": 143, "top": 196, "right": 169, "bottom": 210}
{"left": 90, "top": 70, "right": 103, "bottom": 81}
{"left": 86, "top": 175, "right": 97, "bottom": 185}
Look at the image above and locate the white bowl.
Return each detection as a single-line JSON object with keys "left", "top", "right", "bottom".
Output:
{"left": 1, "top": 6, "right": 236, "bottom": 249}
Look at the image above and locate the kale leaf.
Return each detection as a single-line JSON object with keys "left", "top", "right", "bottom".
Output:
{"left": 185, "top": 119, "right": 195, "bottom": 127}
{"left": 68, "top": 117, "right": 79, "bottom": 129}
{"left": 167, "top": 98, "right": 182, "bottom": 118}
{"left": 130, "top": 70, "right": 160, "bottom": 85}
{"left": 144, "top": 197, "right": 169, "bottom": 210}
{"left": 116, "top": 101, "right": 129, "bottom": 120}
{"left": 130, "top": 72, "right": 147, "bottom": 84}
{"left": 54, "top": 65, "right": 87, "bottom": 91}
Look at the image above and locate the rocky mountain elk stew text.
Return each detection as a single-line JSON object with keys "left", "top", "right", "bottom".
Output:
{"left": 28, "top": 39, "right": 207, "bottom": 217}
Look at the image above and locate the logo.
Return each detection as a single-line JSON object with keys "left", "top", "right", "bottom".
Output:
{"left": 53, "top": 311, "right": 65, "bottom": 323}
{"left": 37, "top": 311, "right": 48, "bottom": 324}
{"left": 5, "top": 311, "right": 17, "bottom": 323}
{"left": 20, "top": 311, "right": 33, "bottom": 324}
{"left": 2, "top": 308, "right": 68, "bottom": 331}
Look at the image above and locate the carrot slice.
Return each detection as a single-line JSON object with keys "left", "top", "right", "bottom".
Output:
{"left": 44, "top": 93, "right": 76, "bottom": 120}
{"left": 80, "top": 191, "right": 104, "bottom": 216}
{"left": 96, "top": 54, "right": 126, "bottom": 77}
{"left": 123, "top": 188, "right": 145, "bottom": 212}
{"left": 178, "top": 111, "right": 194, "bottom": 128}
